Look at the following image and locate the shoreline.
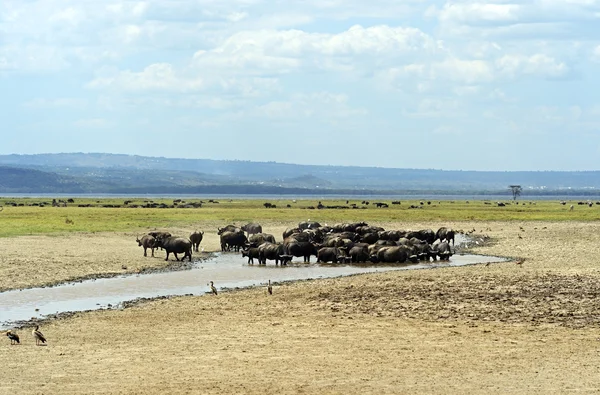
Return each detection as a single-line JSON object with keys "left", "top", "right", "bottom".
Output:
{"left": 3, "top": 220, "right": 600, "bottom": 394}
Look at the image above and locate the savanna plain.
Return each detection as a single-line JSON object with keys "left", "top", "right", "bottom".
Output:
{"left": 1, "top": 197, "right": 600, "bottom": 394}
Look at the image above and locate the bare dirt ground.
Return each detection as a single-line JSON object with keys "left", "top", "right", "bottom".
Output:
{"left": 2, "top": 221, "right": 600, "bottom": 394}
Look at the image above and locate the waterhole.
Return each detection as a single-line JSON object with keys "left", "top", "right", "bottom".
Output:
{"left": 0, "top": 252, "right": 507, "bottom": 329}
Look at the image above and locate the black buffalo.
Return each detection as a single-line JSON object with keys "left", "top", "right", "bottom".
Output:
{"left": 220, "top": 231, "right": 248, "bottom": 252}
{"left": 241, "top": 247, "right": 260, "bottom": 264}
{"left": 190, "top": 230, "right": 204, "bottom": 252}
{"left": 154, "top": 236, "right": 192, "bottom": 261}
{"left": 241, "top": 223, "right": 263, "bottom": 236}
{"left": 286, "top": 241, "right": 318, "bottom": 263}
{"left": 136, "top": 234, "right": 156, "bottom": 257}
{"left": 258, "top": 242, "right": 287, "bottom": 265}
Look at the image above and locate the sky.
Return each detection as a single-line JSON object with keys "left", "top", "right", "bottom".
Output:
{"left": 1, "top": 0, "right": 599, "bottom": 171}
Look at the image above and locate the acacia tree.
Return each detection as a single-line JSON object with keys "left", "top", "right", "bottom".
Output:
{"left": 509, "top": 185, "right": 522, "bottom": 201}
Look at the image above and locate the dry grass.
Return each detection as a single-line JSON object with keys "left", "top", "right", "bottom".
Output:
{"left": 2, "top": 220, "right": 600, "bottom": 394}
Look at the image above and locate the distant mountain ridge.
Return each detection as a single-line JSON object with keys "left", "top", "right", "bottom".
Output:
{"left": 0, "top": 153, "right": 599, "bottom": 195}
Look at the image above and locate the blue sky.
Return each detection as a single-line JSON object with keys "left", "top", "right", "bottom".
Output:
{"left": 1, "top": 0, "right": 599, "bottom": 171}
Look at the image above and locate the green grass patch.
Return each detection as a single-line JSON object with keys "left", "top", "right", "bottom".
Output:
{"left": 0, "top": 197, "right": 598, "bottom": 237}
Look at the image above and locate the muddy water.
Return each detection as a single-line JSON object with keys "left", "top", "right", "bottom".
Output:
{"left": 0, "top": 253, "right": 507, "bottom": 329}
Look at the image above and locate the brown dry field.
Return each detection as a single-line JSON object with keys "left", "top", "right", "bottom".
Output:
{"left": 2, "top": 221, "right": 600, "bottom": 394}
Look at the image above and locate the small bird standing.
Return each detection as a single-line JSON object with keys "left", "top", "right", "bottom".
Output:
{"left": 32, "top": 325, "right": 47, "bottom": 346}
{"left": 267, "top": 280, "right": 273, "bottom": 295}
{"left": 6, "top": 330, "right": 20, "bottom": 345}
{"left": 209, "top": 281, "right": 218, "bottom": 295}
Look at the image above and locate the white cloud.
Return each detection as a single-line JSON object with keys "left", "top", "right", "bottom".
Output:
{"left": 212, "top": 25, "right": 436, "bottom": 58}
{"left": 2, "top": 0, "right": 600, "bottom": 170}
{"left": 435, "top": 3, "right": 522, "bottom": 24}
{"left": 23, "top": 98, "right": 88, "bottom": 109}
{"left": 87, "top": 63, "right": 205, "bottom": 92}
{"left": 243, "top": 92, "right": 368, "bottom": 120}
{"left": 593, "top": 45, "right": 600, "bottom": 62}
{"left": 495, "top": 54, "right": 568, "bottom": 78}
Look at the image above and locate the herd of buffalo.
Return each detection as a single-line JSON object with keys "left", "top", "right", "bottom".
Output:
{"left": 136, "top": 221, "right": 457, "bottom": 265}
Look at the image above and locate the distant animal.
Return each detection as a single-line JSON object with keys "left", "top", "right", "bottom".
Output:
{"left": 209, "top": 281, "right": 218, "bottom": 295}
{"left": 32, "top": 325, "right": 46, "bottom": 346}
{"left": 570, "top": 205, "right": 574, "bottom": 211}
{"left": 6, "top": 330, "right": 20, "bottom": 345}
{"left": 189, "top": 231, "right": 204, "bottom": 252}
{"left": 267, "top": 280, "right": 273, "bottom": 295}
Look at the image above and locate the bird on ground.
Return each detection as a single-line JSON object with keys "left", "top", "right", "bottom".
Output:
{"left": 32, "top": 325, "right": 47, "bottom": 346}
{"left": 515, "top": 259, "right": 524, "bottom": 266}
{"left": 6, "top": 330, "right": 20, "bottom": 345}
{"left": 209, "top": 281, "right": 218, "bottom": 295}
{"left": 267, "top": 280, "right": 273, "bottom": 295}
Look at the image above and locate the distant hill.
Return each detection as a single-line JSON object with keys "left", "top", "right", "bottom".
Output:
{"left": 0, "top": 153, "right": 599, "bottom": 195}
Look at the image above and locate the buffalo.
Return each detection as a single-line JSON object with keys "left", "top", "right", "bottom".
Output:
{"left": 298, "top": 221, "right": 321, "bottom": 230}
{"left": 317, "top": 247, "right": 348, "bottom": 263}
{"left": 406, "top": 229, "right": 435, "bottom": 244}
{"left": 283, "top": 227, "right": 301, "bottom": 239}
{"left": 348, "top": 244, "right": 370, "bottom": 263}
{"left": 136, "top": 234, "right": 156, "bottom": 257}
{"left": 241, "top": 247, "right": 260, "bottom": 264}
{"left": 258, "top": 242, "right": 287, "bottom": 265}
{"left": 154, "top": 236, "right": 192, "bottom": 261}
{"left": 218, "top": 224, "right": 241, "bottom": 235}
{"left": 285, "top": 241, "right": 318, "bottom": 263}
{"left": 248, "top": 233, "right": 276, "bottom": 246}
{"left": 241, "top": 223, "right": 263, "bottom": 236}
{"left": 370, "top": 246, "right": 416, "bottom": 264}
{"left": 220, "top": 231, "right": 248, "bottom": 252}
{"left": 432, "top": 241, "right": 453, "bottom": 261}
{"left": 436, "top": 227, "right": 455, "bottom": 246}
{"left": 190, "top": 230, "right": 204, "bottom": 252}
